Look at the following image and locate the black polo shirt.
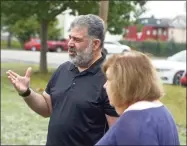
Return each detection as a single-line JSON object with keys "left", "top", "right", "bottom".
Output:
{"left": 45, "top": 54, "right": 118, "bottom": 146}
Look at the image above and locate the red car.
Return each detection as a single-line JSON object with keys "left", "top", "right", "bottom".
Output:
{"left": 55, "top": 39, "right": 69, "bottom": 52}
{"left": 180, "top": 72, "right": 187, "bottom": 86}
{"left": 24, "top": 38, "right": 69, "bottom": 52}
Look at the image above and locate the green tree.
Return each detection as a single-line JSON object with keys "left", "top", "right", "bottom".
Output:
{"left": 48, "top": 21, "right": 62, "bottom": 40}
{"left": 68, "top": 1, "right": 147, "bottom": 34}
{"left": 1, "top": 13, "right": 15, "bottom": 48}
{"left": 133, "top": 4, "right": 147, "bottom": 32}
{"left": 1, "top": 1, "right": 71, "bottom": 73}
{"left": 5, "top": 16, "right": 61, "bottom": 48}
{"left": 11, "top": 16, "right": 39, "bottom": 47}
{"left": 1, "top": 0, "right": 147, "bottom": 73}
{"left": 1, "top": 13, "right": 6, "bottom": 31}
{"left": 99, "top": 1, "right": 109, "bottom": 34}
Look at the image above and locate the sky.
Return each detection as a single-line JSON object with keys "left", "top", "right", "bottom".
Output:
{"left": 141, "top": 1, "right": 186, "bottom": 19}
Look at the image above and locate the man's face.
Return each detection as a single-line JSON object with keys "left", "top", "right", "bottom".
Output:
{"left": 68, "top": 26, "right": 94, "bottom": 68}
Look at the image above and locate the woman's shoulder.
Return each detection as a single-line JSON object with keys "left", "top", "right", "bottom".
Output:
{"left": 115, "top": 106, "right": 166, "bottom": 130}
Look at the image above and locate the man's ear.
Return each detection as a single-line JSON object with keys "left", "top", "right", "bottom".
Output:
{"left": 92, "top": 39, "right": 101, "bottom": 51}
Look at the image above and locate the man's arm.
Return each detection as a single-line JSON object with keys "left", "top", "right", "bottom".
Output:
{"left": 24, "top": 64, "right": 61, "bottom": 117}
{"left": 101, "top": 88, "right": 119, "bottom": 127}
{"left": 106, "top": 115, "right": 118, "bottom": 127}
{"left": 23, "top": 90, "right": 52, "bottom": 118}
{"left": 6, "top": 66, "right": 58, "bottom": 118}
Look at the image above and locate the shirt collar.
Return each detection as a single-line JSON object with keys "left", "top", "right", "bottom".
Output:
{"left": 123, "top": 100, "right": 163, "bottom": 114}
{"left": 68, "top": 52, "right": 106, "bottom": 74}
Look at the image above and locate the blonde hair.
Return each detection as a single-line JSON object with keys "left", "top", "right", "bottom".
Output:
{"left": 102, "top": 51, "right": 164, "bottom": 106}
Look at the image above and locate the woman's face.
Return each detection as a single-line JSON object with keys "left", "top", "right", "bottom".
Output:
{"left": 103, "top": 67, "right": 115, "bottom": 106}
{"left": 104, "top": 67, "right": 127, "bottom": 115}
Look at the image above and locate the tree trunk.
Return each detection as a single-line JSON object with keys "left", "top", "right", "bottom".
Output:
{"left": 7, "top": 32, "right": 12, "bottom": 48}
{"left": 99, "top": 0, "right": 109, "bottom": 34}
{"left": 40, "top": 20, "right": 48, "bottom": 73}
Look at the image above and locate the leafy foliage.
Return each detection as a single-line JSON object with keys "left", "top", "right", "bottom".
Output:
{"left": 48, "top": 21, "right": 62, "bottom": 40}
{"left": 10, "top": 16, "right": 38, "bottom": 45}
{"left": 1, "top": 0, "right": 147, "bottom": 35}
{"left": 4, "top": 15, "right": 61, "bottom": 46}
{"left": 63, "top": 1, "right": 147, "bottom": 34}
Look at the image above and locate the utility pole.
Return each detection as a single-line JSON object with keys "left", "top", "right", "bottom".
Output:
{"left": 99, "top": 0, "right": 109, "bottom": 34}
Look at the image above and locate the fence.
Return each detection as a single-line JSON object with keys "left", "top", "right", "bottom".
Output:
{"left": 120, "top": 40, "right": 186, "bottom": 57}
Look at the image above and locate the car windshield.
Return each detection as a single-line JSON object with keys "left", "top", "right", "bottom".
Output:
{"left": 167, "top": 50, "right": 186, "bottom": 62}
{"left": 35, "top": 39, "right": 40, "bottom": 43}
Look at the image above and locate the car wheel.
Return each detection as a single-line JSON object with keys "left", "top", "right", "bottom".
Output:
{"left": 56, "top": 47, "right": 63, "bottom": 53}
{"left": 31, "top": 46, "right": 36, "bottom": 51}
{"left": 173, "top": 71, "right": 184, "bottom": 85}
{"left": 181, "top": 83, "right": 187, "bottom": 87}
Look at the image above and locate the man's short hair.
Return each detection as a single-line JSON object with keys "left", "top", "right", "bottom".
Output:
{"left": 69, "top": 14, "right": 105, "bottom": 48}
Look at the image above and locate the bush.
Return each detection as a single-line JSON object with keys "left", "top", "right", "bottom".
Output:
{"left": 1, "top": 40, "right": 22, "bottom": 49}
{"left": 120, "top": 40, "right": 186, "bottom": 57}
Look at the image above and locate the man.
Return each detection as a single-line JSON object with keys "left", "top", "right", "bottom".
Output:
{"left": 6, "top": 14, "right": 118, "bottom": 146}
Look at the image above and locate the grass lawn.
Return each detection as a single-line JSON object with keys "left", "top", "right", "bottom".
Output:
{"left": 1, "top": 62, "right": 186, "bottom": 145}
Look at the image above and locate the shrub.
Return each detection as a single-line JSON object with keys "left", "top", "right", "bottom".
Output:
{"left": 120, "top": 40, "right": 186, "bottom": 57}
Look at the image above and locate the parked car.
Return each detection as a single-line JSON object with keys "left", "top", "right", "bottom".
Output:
{"left": 55, "top": 39, "right": 69, "bottom": 52}
{"left": 24, "top": 38, "right": 69, "bottom": 52}
{"left": 180, "top": 71, "right": 187, "bottom": 86}
{"left": 152, "top": 50, "right": 186, "bottom": 85}
{"left": 103, "top": 41, "right": 131, "bottom": 54}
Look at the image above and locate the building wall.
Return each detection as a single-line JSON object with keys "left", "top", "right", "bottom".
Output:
{"left": 140, "top": 26, "right": 168, "bottom": 41}
{"left": 123, "top": 25, "right": 137, "bottom": 41}
{"left": 124, "top": 25, "right": 168, "bottom": 41}
{"left": 168, "top": 28, "right": 186, "bottom": 43}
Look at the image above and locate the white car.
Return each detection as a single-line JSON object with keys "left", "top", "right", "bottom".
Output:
{"left": 103, "top": 41, "right": 131, "bottom": 54}
{"left": 152, "top": 50, "right": 186, "bottom": 85}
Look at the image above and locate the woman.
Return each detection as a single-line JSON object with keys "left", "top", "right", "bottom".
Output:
{"left": 96, "top": 51, "right": 180, "bottom": 145}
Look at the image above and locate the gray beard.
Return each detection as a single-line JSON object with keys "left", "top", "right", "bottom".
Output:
{"left": 69, "top": 48, "right": 93, "bottom": 68}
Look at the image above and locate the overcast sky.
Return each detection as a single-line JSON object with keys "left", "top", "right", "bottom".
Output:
{"left": 141, "top": 1, "right": 186, "bottom": 19}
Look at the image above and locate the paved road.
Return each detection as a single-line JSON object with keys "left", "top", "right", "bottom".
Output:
{"left": 1, "top": 50, "right": 70, "bottom": 68}
{"left": 1, "top": 50, "right": 113, "bottom": 68}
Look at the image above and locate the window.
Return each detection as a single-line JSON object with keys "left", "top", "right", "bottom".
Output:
{"left": 152, "top": 30, "right": 157, "bottom": 36}
{"left": 35, "top": 39, "right": 40, "bottom": 43}
{"left": 163, "top": 30, "right": 167, "bottom": 36}
{"left": 158, "top": 29, "right": 162, "bottom": 35}
{"left": 141, "top": 19, "right": 148, "bottom": 24}
{"left": 157, "top": 20, "right": 161, "bottom": 24}
{"left": 146, "top": 30, "right": 150, "bottom": 35}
